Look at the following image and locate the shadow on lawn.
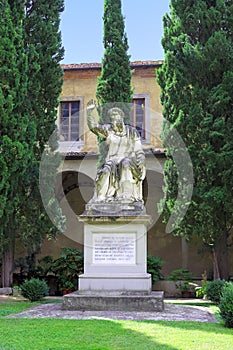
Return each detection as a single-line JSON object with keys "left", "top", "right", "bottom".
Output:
{"left": 76, "top": 319, "right": 181, "bottom": 350}
{"left": 0, "top": 318, "right": 181, "bottom": 350}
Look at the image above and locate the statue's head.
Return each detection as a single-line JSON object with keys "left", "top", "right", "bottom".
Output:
{"left": 108, "top": 108, "right": 125, "bottom": 132}
{"left": 108, "top": 107, "right": 124, "bottom": 119}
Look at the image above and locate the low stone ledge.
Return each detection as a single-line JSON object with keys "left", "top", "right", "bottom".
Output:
{"left": 0, "top": 287, "right": 12, "bottom": 295}
{"left": 62, "top": 291, "right": 164, "bottom": 312}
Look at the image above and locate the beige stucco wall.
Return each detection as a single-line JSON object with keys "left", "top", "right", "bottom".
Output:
{"left": 60, "top": 64, "right": 164, "bottom": 153}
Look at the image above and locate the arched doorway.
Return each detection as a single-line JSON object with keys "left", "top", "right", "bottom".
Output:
{"left": 55, "top": 171, "right": 94, "bottom": 244}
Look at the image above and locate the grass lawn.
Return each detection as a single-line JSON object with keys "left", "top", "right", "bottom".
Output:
{"left": 0, "top": 301, "right": 232, "bottom": 350}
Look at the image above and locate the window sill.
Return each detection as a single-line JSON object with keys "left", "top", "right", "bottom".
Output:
{"left": 58, "top": 141, "right": 84, "bottom": 153}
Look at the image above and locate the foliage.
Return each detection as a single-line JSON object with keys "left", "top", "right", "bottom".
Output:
{"left": 96, "top": 0, "right": 133, "bottom": 167}
{"left": 20, "top": 278, "right": 49, "bottom": 302}
{"left": 195, "top": 282, "right": 207, "bottom": 299}
{"left": 14, "top": 254, "right": 54, "bottom": 283}
{"left": 14, "top": 249, "right": 83, "bottom": 293}
{"left": 36, "top": 255, "right": 55, "bottom": 277}
{"left": 206, "top": 279, "right": 226, "bottom": 304}
{"left": 168, "top": 268, "right": 194, "bottom": 292}
{"left": 14, "top": 254, "right": 38, "bottom": 282}
{"left": 0, "top": 0, "right": 65, "bottom": 287}
{"left": 195, "top": 271, "right": 207, "bottom": 298}
{"left": 96, "top": 0, "right": 133, "bottom": 122}
{"left": 147, "top": 255, "right": 163, "bottom": 284}
{"left": 219, "top": 282, "right": 233, "bottom": 328}
{"left": 0, "top": 0, "right": 34, "bottom": 286}
{"left": 50, "top": 248, "right": 84, "bottom": 291}
{"left": 20, "top": 0, "right": 66, "bottom": 253}
{"left": 157, "top": 0, "right": 233, "bottom": 280}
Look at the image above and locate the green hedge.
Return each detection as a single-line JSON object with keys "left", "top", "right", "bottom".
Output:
{"left": 205, "top": 279, "right": 226, "bottom": 304}
{"left": 219, "top": 282, "right": 233, "bottom": 328}
{"left": 21, "top": 278, "right": 49, "bottom": 302}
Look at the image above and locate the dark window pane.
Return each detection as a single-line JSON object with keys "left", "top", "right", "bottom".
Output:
{"left": 60, "top": 101, "right": 80, "bottom": 141}
{"left": 71, "top": 102, "right": 80, "bottom": 111}
{"left": 132, "top": 98, "right": 145, "bottom": 139}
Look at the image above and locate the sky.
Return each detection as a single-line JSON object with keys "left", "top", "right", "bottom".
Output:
{"left": 60, "top": 0, "right": 170, "bottom": 64}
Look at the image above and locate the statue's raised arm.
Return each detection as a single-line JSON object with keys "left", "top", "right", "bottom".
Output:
{"left": 87, "top": 100, "right": 108, "bottom": 139}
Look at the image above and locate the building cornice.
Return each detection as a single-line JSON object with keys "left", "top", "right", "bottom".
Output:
{"left": 61, "top": 60, "right": 164, "bottom": 71}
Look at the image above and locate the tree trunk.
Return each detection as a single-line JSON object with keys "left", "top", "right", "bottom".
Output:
{"left": 1, "top": 242, "right": 14, "bottom": 287}
{"left": 213, "top": 231, "right": 229, "bottom": 280}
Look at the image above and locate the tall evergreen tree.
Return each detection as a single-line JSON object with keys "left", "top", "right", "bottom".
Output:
{"left": 0, "top": 0, "right": 65, "bottom": 286}
{"left": 95, "top": 0, "right": 133, "bottom": 167}
{"left": 0, "top": 0, "right": 35, "bottom": 286}
{"left": 158, "top": 0, "right": 233, "bottom": 279}
{"left": 96, "top": 0, "right": 133, "bottom": 124}
{"left": 19, "top": 0, "right": 65, "bottom": 256}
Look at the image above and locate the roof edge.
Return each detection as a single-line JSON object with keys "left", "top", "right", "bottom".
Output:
{"left": 62, "top": 60, "right": 164, "bottom": 71}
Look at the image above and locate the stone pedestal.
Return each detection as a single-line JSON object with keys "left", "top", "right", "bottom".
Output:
{"left": 63, "top": 212, "right": 164, "bottom": 311}
{"left": 78, "top": 214, "right": 151, "bottom": 293}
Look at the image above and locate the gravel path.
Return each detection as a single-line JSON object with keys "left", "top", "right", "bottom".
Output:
{"left": 6, "top": 301, "right": 217, "bottom": 322}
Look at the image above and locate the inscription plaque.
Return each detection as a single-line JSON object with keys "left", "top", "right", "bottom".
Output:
{"left": 93, "top": 233, "right": 136, "bottom": 264}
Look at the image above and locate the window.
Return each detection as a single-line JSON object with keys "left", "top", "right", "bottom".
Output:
{"left": 60, "top": 101, "right": 80, "bottom": 141}
{"left": 131, "top": 98, "right": 146, "bottom": 139}
{"left": 131, "top": 94, "right": 150, "bottom": 143}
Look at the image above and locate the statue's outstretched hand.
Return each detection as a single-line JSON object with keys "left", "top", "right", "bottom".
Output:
{"left": 87, "top": 99, "right": 96, "bottom": 112}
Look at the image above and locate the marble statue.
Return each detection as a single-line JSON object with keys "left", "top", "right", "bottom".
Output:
{"left": 87, "top": 100, "right": 146, "bottom": 205}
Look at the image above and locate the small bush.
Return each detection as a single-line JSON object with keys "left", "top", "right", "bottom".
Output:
{"left": 21, "top": 278, "right": 49, "bottom": 302}
{"left": 147, "top": 255, "right": 163, "bottom": 284}
{"left": 195, "top": 271, "right": 207, "bottom": 299}
{"left": 205, "top": 279, "right": 226, "bottom": 304}
{"left": 168, "top": 268, "right": 195, "bottom": 293}
{"left": 219, "top": 282, "right": 233, "bottom": 328}
{"left": 195, "top": 282, "right": 207, "bottom": 298}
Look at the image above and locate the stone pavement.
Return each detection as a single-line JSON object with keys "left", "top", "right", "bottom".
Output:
{"left": 4, "top": 298, "right": 217, "bottom": 322}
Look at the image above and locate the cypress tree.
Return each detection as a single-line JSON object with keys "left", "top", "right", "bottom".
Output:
{"left": 0, "top": 0, "right": 34, "bottom": 286}
{"left": 95, "top": 0, "right": 133, "bottom": 167}
{"left": 0, "top": 0, "right": 65, "bottom": 286}
{"left": 96, "top": 0, "right": 133, "bottom": 124}
{"left": 19, "top": 0, "right": 65, "bottom": 255}
{"left": 158, "top": 0, "right": 233, "bottom": 279}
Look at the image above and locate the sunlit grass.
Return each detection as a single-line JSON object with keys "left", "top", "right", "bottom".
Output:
{"left": 0, "top": 318, "right": 232, "bottom": 350}
{"left": 0, "top": 300, "right": 232, "bottom": 350}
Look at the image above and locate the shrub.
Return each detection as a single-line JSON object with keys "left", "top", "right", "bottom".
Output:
{"left": 20, "top": 278, "right": 49, "bottom": 302}
{"left": 195, "top": 271, "right": 207, "bottom": 299}
{"left": 195, "top": 282, "right": 207, "bottom": 298}
{"left": 168, "top": 268, "right": 194, "bottom": 293}
{"left": 147, "top": 255, "right": 163, "bottom": 284}
{"left": 51, "top": 248, "right": 84, "bottom": 292}
{"left": 219, "top": 282, "right": 233, "bottom": 328}
{"left": 205, "top": 279, "right": 226, "bottom": 304}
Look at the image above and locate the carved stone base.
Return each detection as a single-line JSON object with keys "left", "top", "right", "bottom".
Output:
{"left": 85, "top": 200, "right": 145, "bottom": 216}
{"left": 78, "top": 215, "right": 152, "bottom": 294}
{"left": 63, "top": 291, "right": 164, "bottom": 312}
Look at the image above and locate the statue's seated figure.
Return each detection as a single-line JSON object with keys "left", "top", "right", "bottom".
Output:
{"left": 87, "top": 101, "right": 146, "bottom": 204}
